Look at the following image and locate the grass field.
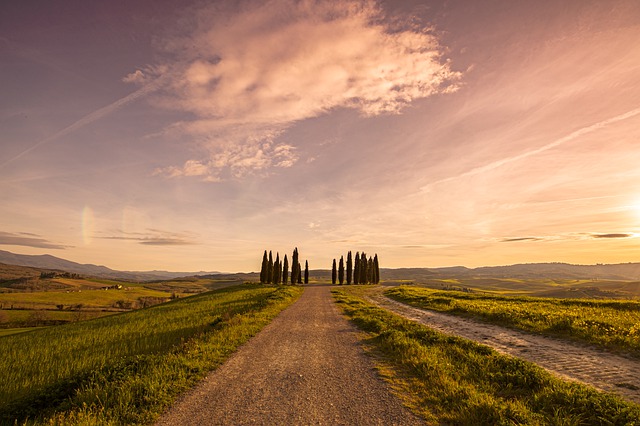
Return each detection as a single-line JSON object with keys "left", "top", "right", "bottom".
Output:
{"left": 0, "top": 327, "right": 44, "bottom": 337}
{"left": 0, "top": 277, "right": 241, "bottom": 329}
{"left": 409, "top": 277, "right": 640, "bottom": 299}
{"left": 334, "top": 286, "right": 640, "bottom": 425}
{"left": 386, "top": 285, "right": 640, "bottom": 357}
{"left": 0, "top": 283, "right": 303, "bottom": 425}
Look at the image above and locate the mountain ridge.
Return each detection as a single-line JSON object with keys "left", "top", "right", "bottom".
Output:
{"left": 0, "top": 250, "right": 221, "bottom": 281}
{"left": 2, "top": 249, "right": 640, "bottom": 282}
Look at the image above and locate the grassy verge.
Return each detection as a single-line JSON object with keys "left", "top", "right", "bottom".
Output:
{"left": 0, "top": 327, "right": 44, "bottom": 337}
{"left": 385, "top": 286, "right": 640, "bottom": 356}
{"left": 333, "top": 287, "right": 640, "bottom": 425}
{"left": 0, "top": 284, "right": 303, "bottom": 425}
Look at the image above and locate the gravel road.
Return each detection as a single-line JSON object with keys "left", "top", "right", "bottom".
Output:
{"left": 367, "top": 291, "right": 640, "bottom": 405}
{"left": 156, "top": 285, "right": 423, "bottom": 425}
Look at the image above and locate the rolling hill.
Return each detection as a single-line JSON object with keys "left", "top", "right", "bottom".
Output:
{"left": 0, "top": 250, "right": 221, "bottom": 281}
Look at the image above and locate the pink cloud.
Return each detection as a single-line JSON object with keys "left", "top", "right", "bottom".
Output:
{"left": 153, "top": 0, "right": 459, "bottom": 181}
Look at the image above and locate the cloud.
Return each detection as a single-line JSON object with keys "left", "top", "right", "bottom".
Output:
{"left": 138, "top": 239, "right": 194, "bottom": 246}
{"left": 0, "top": 74, "right": 167, "bottom": 170}
{"left": 154, "top": 135, "right": 298, "bottom": 180}
{"left": 99, "top": 229, "right": 197, "bottom": 246}
{"left": 591, "top": 233, "right": 633, "bottom": 239}
{"left": 500, "top": 233, "right": 636, "bottom": 243}
{"left": 122, "top": 69, "right": 146, "bottom": 84}
{"left": 153, "top": 0, "right": 460, "bottom": 181}
{"left": 0, "top": 231, "right": 68, "bottom": 249}
{"left": 422, "top": 106, "right": 640, "bottom": 192}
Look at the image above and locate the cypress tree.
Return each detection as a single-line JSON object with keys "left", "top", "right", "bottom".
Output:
{"left": 273, "top": 253, "right": 280, "bottom": 284}
{"left": 260, "top": 250, "right": 268, "bottom": 284}
{"left": 368, "top": 257, "right": 374, "bottom": 284}
{"left": 283, "top": 254, "right": 289, "bottom": 285}
{"left": 267, "top": 251, "right": 274, "bottom": 284}
{"left": 354, "top": 252, "right": 360, "bottom": 284}
{"left": 374, "top": 254, "right": 380, "bottom": 284}
{"left": 338, "top": 256, "right": 344, "bottom": 285}
{"left": 291, "top": 248, "right": 299, "bottom": 285}
{"left": 297, "top": 262, "right": 302, "bottom": 284}
{"left": 360, "top": 253, "right": 369, "bottom": 284}
{"left": 304, "top": 260, "right": 309, "bottom": 284}
{"left": 331, "top": 259, "right": 337, "bottom": 285}
{"left": 346, "top": 251, "right": 353, "bottom": 285}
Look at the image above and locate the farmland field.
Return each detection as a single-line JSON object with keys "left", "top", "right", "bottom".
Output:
{"left": 386, "top": 285, "right": 640, "bottom": 356}
{"left": 0, "top": 276, "right": 242, "bottom": 329}
{"left": 0, "top": 283, "right": 303, "bottom": 425}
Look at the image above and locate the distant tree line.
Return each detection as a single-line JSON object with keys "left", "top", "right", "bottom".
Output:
{"left": 39, "top": 271, "right": 82, "bottom": 279}
{"left": 331, "top": 251, "right": 379, "bottom": 285}
{"left": 259, "top": 247, "right": 309, "bottom": 284}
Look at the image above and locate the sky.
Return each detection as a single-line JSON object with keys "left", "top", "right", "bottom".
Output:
{"left": 1, "top": 0, "right": 640, "bottom": 273}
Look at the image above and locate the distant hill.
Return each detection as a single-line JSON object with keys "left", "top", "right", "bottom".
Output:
{"left": 2, "top": 249, "right": 640, "bottom": 283}
{"left": 433, "top": 263, "right": 640, "bottom": 281}
{"left": 0, "top": 250, "right": 221, "bottom": 282}
{"left": 374, "top": 263, "right": 640, "bottom": 282}
{"left": 0, "top": 262, "right": 54, "bottom": 280}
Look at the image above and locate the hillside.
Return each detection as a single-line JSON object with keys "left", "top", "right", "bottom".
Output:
{"left": 3, "top": 249, "right": 640, "bottom": 283}
{"left": 0, "top": 250, "right": 220, "bottom": 281}
{"left": 373, "top": 263, "right": 640, "bottom": 282}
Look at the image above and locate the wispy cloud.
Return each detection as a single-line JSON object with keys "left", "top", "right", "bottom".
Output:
{"left": 501, "top": 233, "right": 636, "bottom": 243}
{"left": 99, "top": 229, "right": 197, "bottom": 246}
{"left": 501, "top": 237, "right": 543, "bottom": 243}
{"left": 0, "top": 75, "right": 167, "bottom": 170}
{"left": 422, "top": 106, "right": 640, "bottom": 192}
{"left": 591, "top": 233, "right": 633, "bottom": 239}
{"left": 154, "top": 129, "right": 298, "bottom": 180}
{"left": 0, "top": 231, "right": 68, "bottom": 249}
{"left": 152, "top": 0, "right": 460, "bottom": 181}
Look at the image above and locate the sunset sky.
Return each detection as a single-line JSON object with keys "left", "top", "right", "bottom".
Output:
{"left": 2, "top": 0, "right": 640, "bottom": 272}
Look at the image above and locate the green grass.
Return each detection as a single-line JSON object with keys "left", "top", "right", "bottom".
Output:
{"left": 0, "top": 280, "right": 195, "bottom": 329}
{"left": 0, "top": 286, "right": 170, "bottom": 310}
{"left": 0, "top": 283, "right": 303, "bottom": 425}
{"left": 0, "top": 277, "right": 240, "bottom": 329}
{"left": 333, "top": 287, "right": 640, "bottom": 425}
{"left": 0, "top": 327, "right": 44, "bottom": 337}
{"left": 411, "top": 277, "right": 640, "bottom": 298}
{"left": 385, "top": 286, "right": 640, "bottom": 356}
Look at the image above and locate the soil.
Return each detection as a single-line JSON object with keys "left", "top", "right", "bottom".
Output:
{"left": 156, "top": 285, "right": 423, "bottom": 425}
{"left": 367, "top": 290, "right": 640, "bottom": 405}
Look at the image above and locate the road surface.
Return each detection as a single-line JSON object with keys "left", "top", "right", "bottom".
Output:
{"left": 157, "top": 285, "right": 423, "bottom": 425}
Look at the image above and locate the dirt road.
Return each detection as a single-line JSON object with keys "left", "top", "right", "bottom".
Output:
{"left": 367, "top": 291, "right": 640, "bottom": 404}
{"left": 157, "top": 285, "right": 423, "bottom": 425}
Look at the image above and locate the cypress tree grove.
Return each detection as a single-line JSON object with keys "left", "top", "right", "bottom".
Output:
{"left": 260, "top": 250, "right": 268, "bottom": 284}
{"left": 331, "top": 259, "right": 337, "bottom": 285}
{"left": 283, "top": 254, "right": 289, "bottom": 285}
{"left": 346, "top": 251, "right": 353, "bottom": 285}
{"left": 338, "top": 256, "right": 344, "bottom": 285}
{"left": 304, "top": 260, "right": 309, "bottom": 284}
{"left": 354, "top": 252, "right": 360, "bottom": 284}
